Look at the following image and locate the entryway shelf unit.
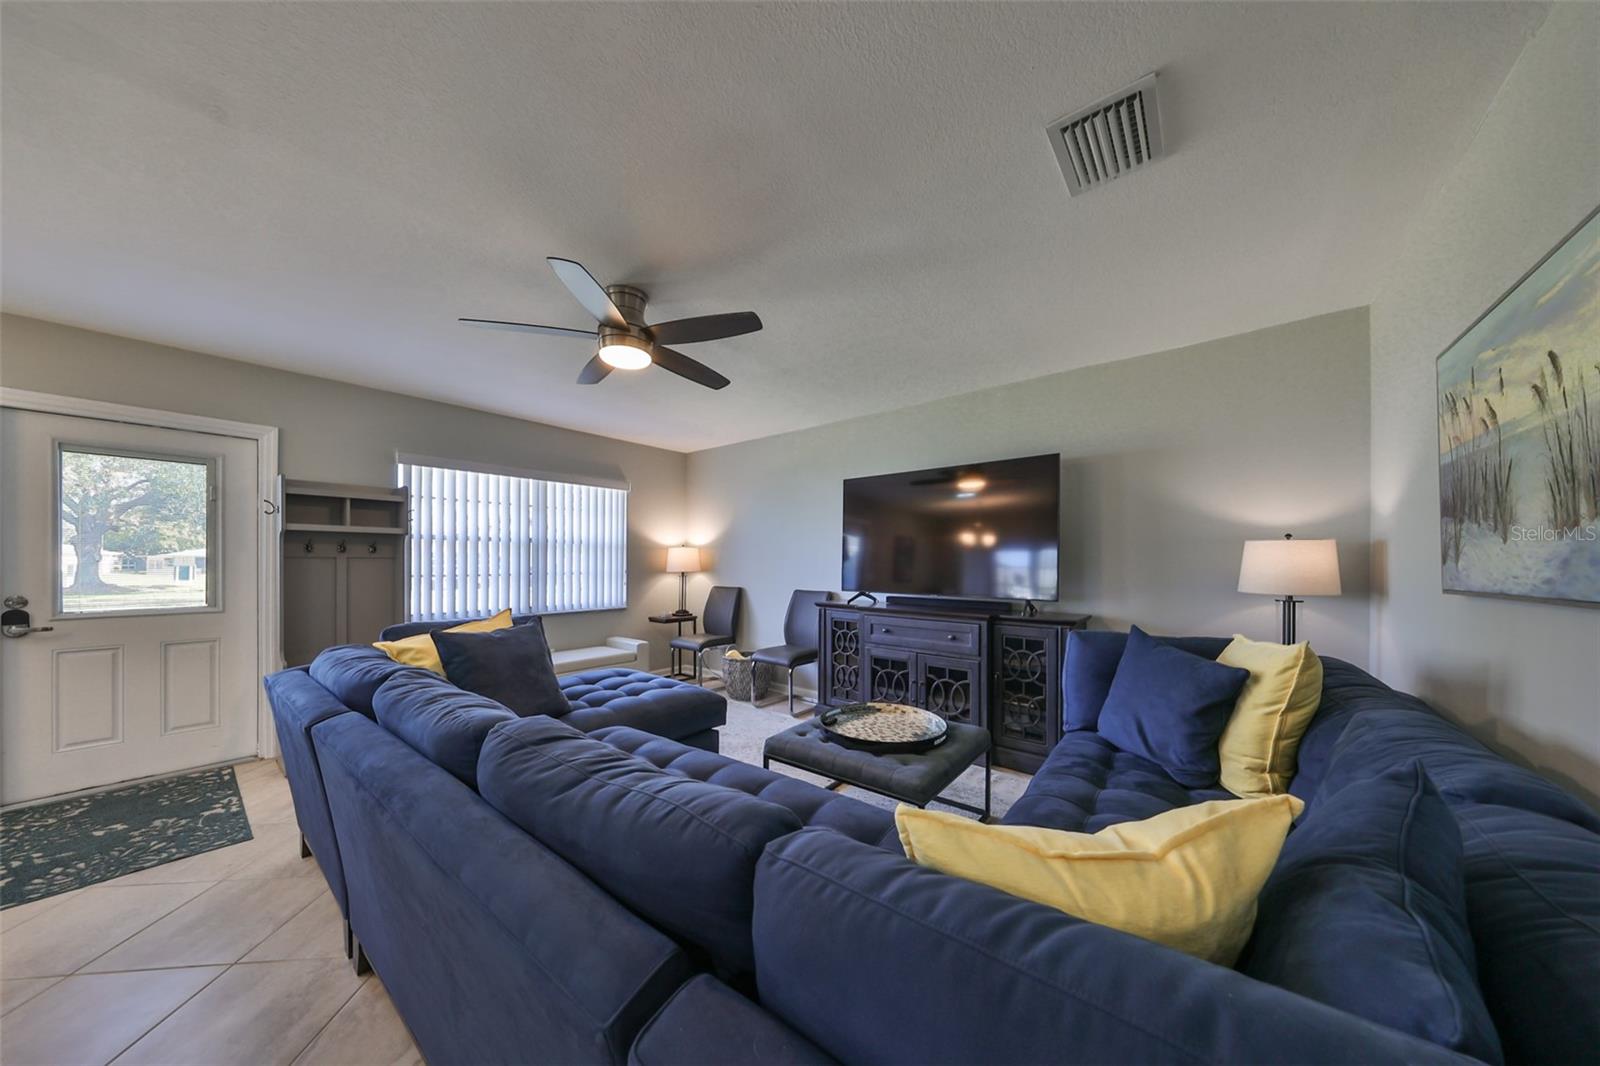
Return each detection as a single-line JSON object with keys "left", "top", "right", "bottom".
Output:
{"left": 278, "top": 478, "right": 407, "bottom": 667}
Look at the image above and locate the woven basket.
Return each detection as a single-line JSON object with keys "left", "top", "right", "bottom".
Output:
{"left": 720, "top": 651, "right": 776, "bottom": 702}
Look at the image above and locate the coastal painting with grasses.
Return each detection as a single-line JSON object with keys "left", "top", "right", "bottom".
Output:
{"left": 1437, "top": 208, "right": 1600, "bottom": 606}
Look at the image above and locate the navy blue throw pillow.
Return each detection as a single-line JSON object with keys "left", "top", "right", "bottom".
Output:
{"left": 1095, "top": 626, "right": 1248, "bottom": 787}
{"left": 1243, "top": 761, "right": 1502, "bottom": 1063}
{"left": 433, "top": 622, "right": 568, "bottom": 719}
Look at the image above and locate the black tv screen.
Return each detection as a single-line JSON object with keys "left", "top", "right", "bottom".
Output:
{"left": 842, "top": 454, "right": 1060, "bottom": 602}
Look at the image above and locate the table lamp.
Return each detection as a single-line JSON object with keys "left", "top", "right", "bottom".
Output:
{"left": 665, "top": 546, "right": 702, "bottom": 617}
{"left": 1238, "top": 534, "right": 1341, "bottom": 643}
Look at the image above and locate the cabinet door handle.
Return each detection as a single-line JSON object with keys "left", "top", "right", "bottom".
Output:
{"left": 946, "top": 633, "right": 958, "bottom": 641}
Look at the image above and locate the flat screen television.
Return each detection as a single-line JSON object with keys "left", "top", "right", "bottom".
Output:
{"left": 841, "top": 453, "right": 1060, "bottom": 602}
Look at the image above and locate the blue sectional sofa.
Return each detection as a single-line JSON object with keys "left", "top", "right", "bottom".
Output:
{"left": 263, "top": 627, "right": 726, "bottom": 928}
{"left": 263, "top": 631, "right": 1599, "bottom": 1065}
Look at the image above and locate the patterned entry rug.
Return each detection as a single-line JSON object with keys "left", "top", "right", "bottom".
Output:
{"left": 0, "top": 766, "right": 253, "bottom": 908}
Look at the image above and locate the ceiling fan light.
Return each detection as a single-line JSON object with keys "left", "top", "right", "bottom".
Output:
{"left": 598, "top": 340, "right": 652, "bottom": 370}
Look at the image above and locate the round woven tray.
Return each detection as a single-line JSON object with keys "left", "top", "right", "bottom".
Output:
{"left": 818, "top": 702, "right": 948, "bottom": 753}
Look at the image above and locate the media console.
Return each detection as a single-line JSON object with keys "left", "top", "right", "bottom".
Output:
{"left": 817, "top": 602, "right": 1090, "bottom": 773}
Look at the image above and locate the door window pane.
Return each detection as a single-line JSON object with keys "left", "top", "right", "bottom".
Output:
{"left": 59, "top": 448, "right": 214, "bottom": 614}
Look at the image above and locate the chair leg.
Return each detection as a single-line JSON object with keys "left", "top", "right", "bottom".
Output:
{"left": 788, "top": 667, "right": 796, "bottom": 716}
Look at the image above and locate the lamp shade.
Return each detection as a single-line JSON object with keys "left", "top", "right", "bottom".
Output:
{"left": 1238, "top": 537, "right": 1341, "bottom": 596}
{"left": 665, "top": 546, "right": 702, "bottom": 574}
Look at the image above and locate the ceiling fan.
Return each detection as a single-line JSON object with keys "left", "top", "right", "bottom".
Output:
{"left": 460, "top": 257, "right": 761, "bottom": 390}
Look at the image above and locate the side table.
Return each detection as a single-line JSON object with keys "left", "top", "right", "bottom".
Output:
{"left": 648, "top": 613, "right": 698, "bottom": 680}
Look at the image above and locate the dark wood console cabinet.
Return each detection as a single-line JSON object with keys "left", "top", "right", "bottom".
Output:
{"left": 819, "top": 603, "right": 1090, "bottom": 772}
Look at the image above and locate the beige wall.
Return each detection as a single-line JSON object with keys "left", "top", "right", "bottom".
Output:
{"left": 686, "top": 308, "right": 1373, "bottom": 691}
{"left": 1369, "top": 3, "right": 1600, "bottom": 805}
{"left": 0, "top": 313, "right": 690, "bottom": 667}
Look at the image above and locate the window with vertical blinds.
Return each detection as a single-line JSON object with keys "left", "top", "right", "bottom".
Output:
{"left": 398, "top": 458, "right": 628, "bottom": 621}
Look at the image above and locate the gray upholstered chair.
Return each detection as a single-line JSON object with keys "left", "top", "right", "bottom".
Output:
{"left": 670, "top": 585, "right": 742, "bottom": 684}
{"left": 752, "top": 589, "right": 830, "bottom": 715}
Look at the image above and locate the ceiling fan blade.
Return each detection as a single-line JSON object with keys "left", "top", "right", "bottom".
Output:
{"left": 547, "top": 258, "right": 628, "bottom": 328}
{"left": 648, "top": 311, "right": 763, "bottom": 346}
{"left": 650, "top": 345, "right": 730, "bottom": 390}
{"left": 459, "top": 317, "right": 598, "bottom": 339}
{"left": 576, "top": 354, "right": 613, "bottom": 385}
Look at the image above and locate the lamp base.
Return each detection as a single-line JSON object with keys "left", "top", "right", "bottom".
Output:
{"left": 1275, "top": 596, "right": 1303, "bottom": 644}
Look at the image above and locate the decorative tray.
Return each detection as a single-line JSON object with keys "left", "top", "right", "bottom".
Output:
{"left": 818, "top": 702, "right": 948, "bottom": 753}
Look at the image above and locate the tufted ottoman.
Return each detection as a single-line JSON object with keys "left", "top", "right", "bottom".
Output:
{"left": 557, "top": 668, "right": 728, "bottom": 752}
{"left": 762, "top": 718, "right": 992, "bottom": 820}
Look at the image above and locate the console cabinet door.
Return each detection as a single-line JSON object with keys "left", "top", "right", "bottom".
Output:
{"left": 994, "top": 623, "right": 1061, "bottom": 762}
{"left": 918, "top": 653, "right": 985, "bottom": 728}
{"left": 820, "top": 609, "right": 864, "bottom": 706}
{"left": 865, "top": 647, "right": 916, "bottom": 704}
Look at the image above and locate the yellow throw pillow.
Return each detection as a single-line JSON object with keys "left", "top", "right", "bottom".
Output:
{"left": 1216, "top": 635, "right": 1323, "bottom": 797}
{"left": 896, "top": 794, "right": 1303, "bottom": 965}
{"left": 372, "top": 609, "right": 514, "bottom": 674}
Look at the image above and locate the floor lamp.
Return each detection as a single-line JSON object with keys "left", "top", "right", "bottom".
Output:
{"left": 1238, "top": 534, "right": 1341, "bottom": 643}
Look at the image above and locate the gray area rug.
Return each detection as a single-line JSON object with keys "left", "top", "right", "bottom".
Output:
{"left": 717, "top": 691, "right": 1032, "bottom": 820}
{"left": 1, "top": 766, "right": 253, "bottom": 907}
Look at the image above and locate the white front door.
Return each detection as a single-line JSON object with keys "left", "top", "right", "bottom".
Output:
{"left": 0, "top": 409, "right": 260, "bottom": 804}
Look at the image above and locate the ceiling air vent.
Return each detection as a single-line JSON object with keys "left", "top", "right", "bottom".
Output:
{"left": 1047, "top": 72, "right": 1164, "bottom": 196}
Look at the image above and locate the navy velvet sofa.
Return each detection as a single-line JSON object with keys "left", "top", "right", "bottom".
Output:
{"left": 264, "top": 631, "right": 1599, "bottom": 1065}
{"left": 262, "top": 623, "right": 726, "bottom": 925}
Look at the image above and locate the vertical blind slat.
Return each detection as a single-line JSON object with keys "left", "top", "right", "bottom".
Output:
{"left": 398, "top": 461, "right": 627, "bottom": 621}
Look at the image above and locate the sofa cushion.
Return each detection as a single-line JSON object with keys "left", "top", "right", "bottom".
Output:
{"left": 1062, "top": 630, "right": 1230, "bottom": 732}
{"left": 1244, "top": 761, "right": 1502, "bottom": 1063}
{"left": 477, "top": 716, "right": 803, "bottom": 975}
{"left": 591, "top": 726, "right": 896, "bottom": 849}
{"left": 308, "top": 644, "right": 420, "bottom": 716}
{"left": 752, "top": 829, "right": 1470, "bottom": 1066}
{"left": 434, "top": 621, "right": 568, "bottom": 718}
{"left": 627, "top": 974, "right": 837, "bottom": 1066}
{"left": 1097, "top": 627, "right": 1249, "bottom": 787}
{"left": 1454, "top": 801, "right": 1600, "bottom": 1065}
{"left": 1002, "top": 731, "right": 1232, "bottom": 833}
{"left": 372, "top": 670, "right": 516, "bottom": 788}
{"left": 1215, "top": 636, "right": 1323, "bottom": 798}
{"left": 373, "top": 608, "right": 514, "bottom": 674}
{"left": 900, "top": 794, "right": 1301, "bottom": 965}
{"left": 559, "top": 669, "right": 727, "bottom": 740}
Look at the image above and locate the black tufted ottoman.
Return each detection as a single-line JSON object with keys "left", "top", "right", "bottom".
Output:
{"left": 762, "top": 717, "right": 991, "bottom": 820}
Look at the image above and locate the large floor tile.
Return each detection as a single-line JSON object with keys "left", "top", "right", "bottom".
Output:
{"left": 1, "top": 889, "right": 79, "bottom": 932}
{"left": 228, "top": 824, "right": 322, "bottom": 882}
{"left": 81, "top": 877, "right": 322, "bottom": 972}
{"left": 114, "top": 960, "right": 363, "bottom": 1066}
{"left": 294, "top": 978, "right": 421, "bottom": 1066}
{"left": 1, "top": 977, "right": 61, "bottom": 1017}
{"left": 239, "top": 773, "right": 298, "bottom": 826}
{"left": 1, "top": 966, "right": 223, "bottom": 1066}
{"left": 242, "top": 890, "right": 344, "bottom": 962}
{"left": 0, "top": 882, "right": 210, "bottom": 978}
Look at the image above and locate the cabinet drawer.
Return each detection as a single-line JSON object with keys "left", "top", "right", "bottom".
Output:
{"left": 865, "top": 617, "right": 980, "bottom": 655}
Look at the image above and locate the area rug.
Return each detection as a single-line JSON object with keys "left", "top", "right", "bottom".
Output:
{"left": 717, "top": 693, "right": 1032, "bottom": 821}
{"left": 0, "top": 766, "right": 253, "bottom": 908}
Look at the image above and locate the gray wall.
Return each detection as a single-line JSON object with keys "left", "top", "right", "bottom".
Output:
{"left": 0, "top": 313, "right": 690, "bottom": 666}
{"left": 686, "top": 308, "right": 1373, "bottom": 691}
{"left": 1369, "top": 2, "right": 1600, "bottom": 805}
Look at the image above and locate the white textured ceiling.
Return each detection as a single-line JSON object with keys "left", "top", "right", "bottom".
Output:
{"left": 1, "top": 2, "right": 1546, "bottom": 452}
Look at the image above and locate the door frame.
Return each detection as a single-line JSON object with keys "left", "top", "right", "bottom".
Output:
{"left": 0, "top": 388, "right": 282, "bottom": 758}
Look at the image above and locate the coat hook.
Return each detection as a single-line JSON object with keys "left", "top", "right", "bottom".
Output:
{"left": 336, "top": 540, "right": 348, "bottom": 554}
{"left": 367, "top": 542, "right": 378, "bottom": 553}
{"left": 262, "top": 499, "right": 281, "bottom": 516}
{"left": 304, "top": 540, "right": 314, "bottom": 553}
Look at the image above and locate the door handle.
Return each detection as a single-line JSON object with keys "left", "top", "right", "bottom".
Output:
{"left": 2, "top": 600, "right": 54, "bottom": 637}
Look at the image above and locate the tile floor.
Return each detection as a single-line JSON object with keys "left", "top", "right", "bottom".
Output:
{"left": 0, "top": 758, "right": 421, "bottom": 1066}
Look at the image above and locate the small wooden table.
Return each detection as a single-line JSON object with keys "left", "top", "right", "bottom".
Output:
{"left": 648, "top": 612, "right": 698, "bottom": 680}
